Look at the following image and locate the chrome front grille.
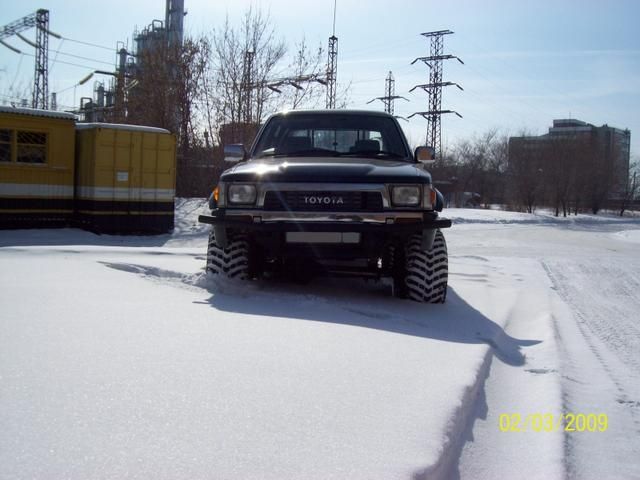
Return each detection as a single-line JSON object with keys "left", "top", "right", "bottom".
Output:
{"left": 263, "top": 191, "right": 384, "bottom": 212}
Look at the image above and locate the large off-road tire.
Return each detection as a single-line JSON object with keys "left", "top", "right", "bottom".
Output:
{"left": 206, "top": 230, "right": 252, "bottom": 280}
{"left": 399, "top": 229, "right": 448, "bottom": 303}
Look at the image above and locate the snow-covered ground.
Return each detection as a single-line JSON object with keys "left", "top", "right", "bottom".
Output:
{"left": 1, "top": 201, "right": 639, "bottom": 479}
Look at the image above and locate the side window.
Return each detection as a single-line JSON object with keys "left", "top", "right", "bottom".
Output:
{"left": 17, "top": 131, "right": 47, "bottom": 164}
{"left": 0, "top": 129, "right": 11, "bottom": 162}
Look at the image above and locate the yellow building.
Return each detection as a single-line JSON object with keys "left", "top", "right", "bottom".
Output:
{"left": 75, "top": 123, "right": 176, "bottom": 233}
{"left": 0, "top": 106, "right": 76, "bottom": 228}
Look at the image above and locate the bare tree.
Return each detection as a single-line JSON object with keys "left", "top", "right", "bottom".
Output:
{"left": 445, "top": 129, "right": 507, "bottom": 208}
{"left": 507, "top": 132, "right": 544, "bottom": 213}
{"left": 543, "top": 137, "right": 581, "bottom": 217}
{"left": 126, "top": 37, "right": 209, "bottom": 153}
{"left": 619, "top": 162, "right": 639, "bottom": 216}
{"left": 582, "top": 140, "right": 615, "bottom": 214}
{"left": 206, "top": 7, "right": 287, "bottom": 146}
{"left": 0, "top": 80, "right": 32, "bottom": 107}
{"left": 283, "top": 38, "right": 325, "bottom": 109}
{"left": 485, "top": 132, "right": 509, "bottom": 206}
{"left": 452, "top": 139, "right": 482, "bottom": 207}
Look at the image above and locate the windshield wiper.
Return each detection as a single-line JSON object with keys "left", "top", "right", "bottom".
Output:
{"left": 260, "top": 148, "right": 341, "bottom": 157}
{"left": 338, "top": 150, "right": 405, "bottom": 159}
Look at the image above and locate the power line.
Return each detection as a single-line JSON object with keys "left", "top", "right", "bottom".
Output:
{"left": 9, "top": 53, "right": 24, "bottom": 91}
{"left": 458, "top": 56, "right": 556, "bottom": 121}
{"left": 18, "top": 51, "right": 108, "bottom": 71}
{"left": 60, "top": 36, "right": 113, "bottom": 51}
{"left": 54, "top": 50, "right": 113, "bottom": 66}
{"left": 49, "top": 38, "right": 65, "bottom": 73}
{"left": 451, "top": 31, "right": 592, "bottom": 121}
{"left": 340, "top": 36, "right": 423, "bottom": 61}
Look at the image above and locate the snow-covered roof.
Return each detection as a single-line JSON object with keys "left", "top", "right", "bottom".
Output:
{"left": 76, "top": 122, "right": 171, "bottom": 134}
{"left": 0, "top": 105, "right": 77, "bottom": 121}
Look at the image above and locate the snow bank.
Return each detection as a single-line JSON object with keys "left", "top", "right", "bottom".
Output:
{"left": 613, "top": 229, "right": 640, "bottom": 243}
{"left": 448, "top": 207, "right": 640, "bottom": 227}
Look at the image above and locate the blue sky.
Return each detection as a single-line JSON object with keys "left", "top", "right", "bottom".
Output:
{"left": 1, "top": 0, "right": 639, "bottom": 156}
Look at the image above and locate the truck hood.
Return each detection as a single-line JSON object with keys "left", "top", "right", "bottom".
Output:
{"left": 221, "top": 157, "right": 432, "bottom": 184}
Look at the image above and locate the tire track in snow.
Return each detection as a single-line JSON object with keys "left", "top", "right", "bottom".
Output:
{"left": 542, "top": 260, "right": 640, "bottom": 480}
{"left": 541, "top": 260, "right": 640, "bottom": 414}
{"left": 457, "top": 259, "right": 564, "bottom": 480}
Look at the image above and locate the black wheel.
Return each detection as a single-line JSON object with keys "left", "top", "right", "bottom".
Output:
{"left": 398, "top": 230, "right": 448, "bottom": 303}
{"left": 206, "top": 230, "right": 253, "bottom": 280}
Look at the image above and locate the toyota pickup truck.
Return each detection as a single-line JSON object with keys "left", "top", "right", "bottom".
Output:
{"left": 198, "top": 109, "right": 451, "bottom": 303}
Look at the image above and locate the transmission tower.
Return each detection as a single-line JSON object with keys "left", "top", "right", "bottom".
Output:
{"left": 367, "top": 71, "right": 408, "bottom": 116}
{"left": 241, "top": 50, "right": 255, "bottom": 124}
{"left": 325, "top": 35, "right": 338, "bottom": 109}
{"left": 325, "top": 0, "right": 338, "bottom": 109}
{"left": 33, "top": 10, "right": 49, "bottom": 110}
{"left": 0, "top": 9, "right": 58, "bottom": 109}
{"left": 409, "top": 30, "right": 463, "bottom": 159}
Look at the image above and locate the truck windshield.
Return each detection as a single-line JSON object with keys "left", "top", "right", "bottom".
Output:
{"left": 253, "top": 113, "right": 411, "bottom": 160}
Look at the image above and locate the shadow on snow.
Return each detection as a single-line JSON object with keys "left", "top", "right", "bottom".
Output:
{"left": 101, "top": 261, "right": 540, "bottom": 367}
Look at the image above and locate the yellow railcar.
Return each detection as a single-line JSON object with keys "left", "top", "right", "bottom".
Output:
{"left": 0, "top": 106, "right": 76, "bottom": 228}
{"left": 75, "top": 123, "right": 177, "bottom": 233}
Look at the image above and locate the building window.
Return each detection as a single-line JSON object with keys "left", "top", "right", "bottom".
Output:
{"left": 16, "top": 131, "right": 47, "bottom": 164}
{"left": 0, "top": 129, "right": 11, "bottom": 162}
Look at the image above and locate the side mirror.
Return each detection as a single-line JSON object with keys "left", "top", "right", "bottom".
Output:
{"left": 224, "top": 144, "right": 246, "bottom": 162}
{"left": 415, "top": 146, "right": 435, "bottom": 164}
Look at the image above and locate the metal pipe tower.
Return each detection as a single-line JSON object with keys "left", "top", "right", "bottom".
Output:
{"left": 165, "top": 0, "right": 185, "bottom": 49}
{"left": 409, "top": 30, "right": 463, "bottom": 159}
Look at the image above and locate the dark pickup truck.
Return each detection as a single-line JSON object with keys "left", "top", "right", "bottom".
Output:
{"left": 199, "top": 109, "right": 451, "bottom": 303}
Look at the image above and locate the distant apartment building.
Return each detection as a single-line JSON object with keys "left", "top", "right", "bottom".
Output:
{"left": 509, "top": 119, "right": 631, "bottom": 193}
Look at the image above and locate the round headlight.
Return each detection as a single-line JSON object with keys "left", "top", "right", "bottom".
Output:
{"left": 228, "top": 184, "right": 257, "bottom": 205}
{"left": 391, "top": 185, "right": 421, "bottom": 206}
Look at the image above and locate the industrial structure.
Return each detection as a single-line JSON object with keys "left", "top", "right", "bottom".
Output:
{"left": 409, "top": 30, "right": 463, "bottom": 159}
{"left": 75, "top": 0, "right": 186, "bottom": 125}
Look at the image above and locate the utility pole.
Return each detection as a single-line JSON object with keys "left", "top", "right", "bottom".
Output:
{"left": 367, "top": 71, "right": 407, "bottom": 116}
{"left": 409, "top": 30, "right": 463, "bottom": 159}
{"left": 325, "top": 0, "right": 338, "bottom": 109}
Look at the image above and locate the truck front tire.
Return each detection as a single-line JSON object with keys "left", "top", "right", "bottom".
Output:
{"left": 206, "top": 230, "right": 253, "bottom": 280}
{"left": 401, "top": 229, "right": 448, "bottom": 303}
